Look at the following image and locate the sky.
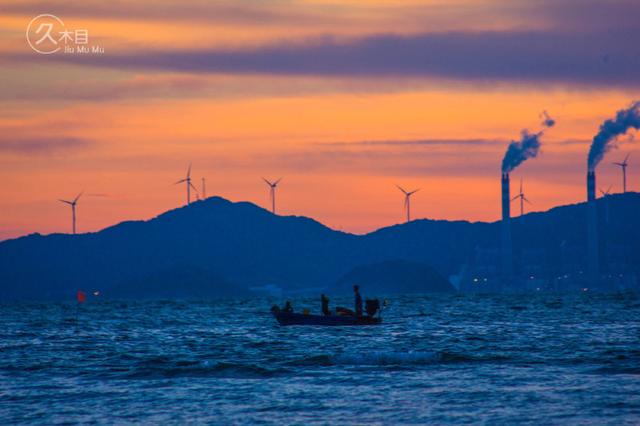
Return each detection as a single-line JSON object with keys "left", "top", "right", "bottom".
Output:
{"left": 1, "top": 0, "right": 639, "bottom": 240}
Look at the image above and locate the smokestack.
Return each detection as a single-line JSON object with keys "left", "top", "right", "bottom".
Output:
{"left": 587, "top": 171, "right": 596, "bottom": 202}
{"left": 584, "top": 102, "right": 640, "bottom": 289}
{"left": 501, "top": 173, "right": 513, "bottom": 285}
{"left": 586, "top": 171, "right": 598, "bottom": 287}
{"left": 497, "top": 112, "right": 553, "bottom": 290}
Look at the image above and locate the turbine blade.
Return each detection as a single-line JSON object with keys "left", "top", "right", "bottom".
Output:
{"left": 520, "top": 178, "right": 523, "bottom": 193}
{"left": 524, "top": 197, "right": 533, "bottom": 205}
{"left": 175, "top": 179, "right": 187, "bottom": 184}
{"left": 73, "top": 191, "right": 83, "bottom": 203}
{"left": 189, "top": 182, "right": 198, "bottom": 192}
{"left": 274, "top": 177, "right": 283, "bottom": 186}
{"left": 187, "top": 162, "right": 192, "bottom": 178}
{"left": 511, "top": 195, "right": 520, "bottom": 201}
{"left": 624, "top": 153, "right": 630, "bottom": 164}
{"left": 59, "top": 199, "right": 72, "bottom": 205}
{"left": 396, "top": 184, "right": 408, "bottom": 195}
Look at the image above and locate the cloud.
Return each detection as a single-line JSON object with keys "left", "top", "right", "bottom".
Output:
{"left": 79, "top": 136, "right": 588, "bottom": 180}
{"left": 527, "top": 0, "right": 640, "bottom": 32}
{"left": 5, "top": 0, "right": 638, "bottom": 32}
{"left": 317, "top": 138, "right": 505, "bottom": 147}
{"left": 182, "top": 135, "right": 593, "bottom": 180}
{"left": 0, "top": 72, "right": 450, "bottom": 102}
{"left": 1, "top": 0, "right": 353, "bottom": 26}
{"left": 0, "top": 136, "right": 89, "bottom": 154}
{"left": 19, "top": 27, "right": 637, "bottom": 88}
{"left": 0, "top": 74, "right": 211, "bottom": 102}
{"left": 6, "top": 1, "right": 640, "bottom": 92}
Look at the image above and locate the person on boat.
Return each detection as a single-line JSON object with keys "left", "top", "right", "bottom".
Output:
{"left": 283, "top": 301, "right": 293, "bottom": 313}
{"left": 321, "top": 294, "right": 331, "bottom": 316}
{"left": 353, "top": 285, "right": 363, "bottom": 317}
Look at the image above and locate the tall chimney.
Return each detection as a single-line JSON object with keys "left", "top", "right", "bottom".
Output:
{"left": 587, "top": 170, "right": 596, "bottom": 202}
{"left": 501, "top": 173, "right": 513, "bottom": 287}
{"left": 586, "top": 171, "right": 598, "bottom": 287}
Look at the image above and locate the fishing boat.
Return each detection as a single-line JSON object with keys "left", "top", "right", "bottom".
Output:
{"left": 271, "top": 299, "right": 384, "bottom": 326}
{"left": 272, "top": 311, "right": 382, "bottom": 326}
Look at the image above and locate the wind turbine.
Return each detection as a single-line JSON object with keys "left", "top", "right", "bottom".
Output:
{"left": 59, "top": 192, "right": 82, "bottom": 235}
{"left": 262, "top": 177, "right": 282, "bottom": 214}
{"left": 511, "top": 178, "right": 532, "bottom": 216}
{"left": 396, "top": 185, "right": 419, "bottom": 223}
{"left": 599, "top": 186, "right": 612, "bottom": 198}
{"left": 599, "top": 186, "right": 612, "bottom": 224}
{"left": 175, "top": 163, "right": 198, "bottom": 205}
{"left": 613, "top": 154, "right": 630, "bottom": 193}
{"left": 201, "top": 177, "right": 206, "bottom": 199}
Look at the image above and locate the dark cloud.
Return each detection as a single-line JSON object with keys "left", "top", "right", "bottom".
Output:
{"left": 21, "top": 28, "right": 638, "bottom": 88}
{"left": 6, "top": 1, "right": 640, "bottom": 89}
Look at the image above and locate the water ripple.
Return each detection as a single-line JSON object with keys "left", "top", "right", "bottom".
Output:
{"left": 1, "top": 293, "right": 639, "bottom": 424}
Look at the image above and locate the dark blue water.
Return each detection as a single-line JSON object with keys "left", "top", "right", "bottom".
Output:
{"left": 2, "top": 294, "right": 639, "bottom": 424}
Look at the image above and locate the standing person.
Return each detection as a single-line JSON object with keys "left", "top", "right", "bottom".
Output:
{"left": 353, "top": 285, "right": 363, "bottom": 317}
{"left": 321, "top": 294, "right": 331, "bottom": 316}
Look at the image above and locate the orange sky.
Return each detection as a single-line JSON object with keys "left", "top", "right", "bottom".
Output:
{"left": 1, "top": 0, "right": 639, "bottom": 240}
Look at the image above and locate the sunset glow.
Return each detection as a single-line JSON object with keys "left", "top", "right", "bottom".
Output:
{"left": 1, "top": 0, "right": 639, "bottom": 240}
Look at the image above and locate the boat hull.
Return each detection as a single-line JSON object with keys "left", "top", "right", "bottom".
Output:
{"left": 272, "top": 312, "right": 382, "bottom": 326}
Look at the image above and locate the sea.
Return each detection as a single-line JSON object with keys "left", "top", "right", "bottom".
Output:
{"left": 1, "top": 293, "right": 639, "bottom": 425}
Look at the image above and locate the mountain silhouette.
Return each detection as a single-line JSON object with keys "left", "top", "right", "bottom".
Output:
{"left": 0, "top": 193, "right": 638, "bottom": 301}
{"left": 333, "top": 260, "right": 455, "bottom": 294}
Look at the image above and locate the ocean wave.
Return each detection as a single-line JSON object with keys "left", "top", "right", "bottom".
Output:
{"left": 124, "top": 359, "right": 287, "bottom": 380}
{"left": 291, "top": 350, "right": 513, "bottom": 367}
{"left": 590, "top": 366, "right": 640, "bottom": 376}
{"left": 331, "top": 351, "right": 441, "bottom": 366}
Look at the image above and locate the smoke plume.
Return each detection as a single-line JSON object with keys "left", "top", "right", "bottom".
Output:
{"left": 541, "top": 110, "right": 555, "bottom": 128}
{"left": 587, "top": 101, "right": 640, "bottom": 171}
{"left": 501, "top": 112, "right": 555, "bottom": 173}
